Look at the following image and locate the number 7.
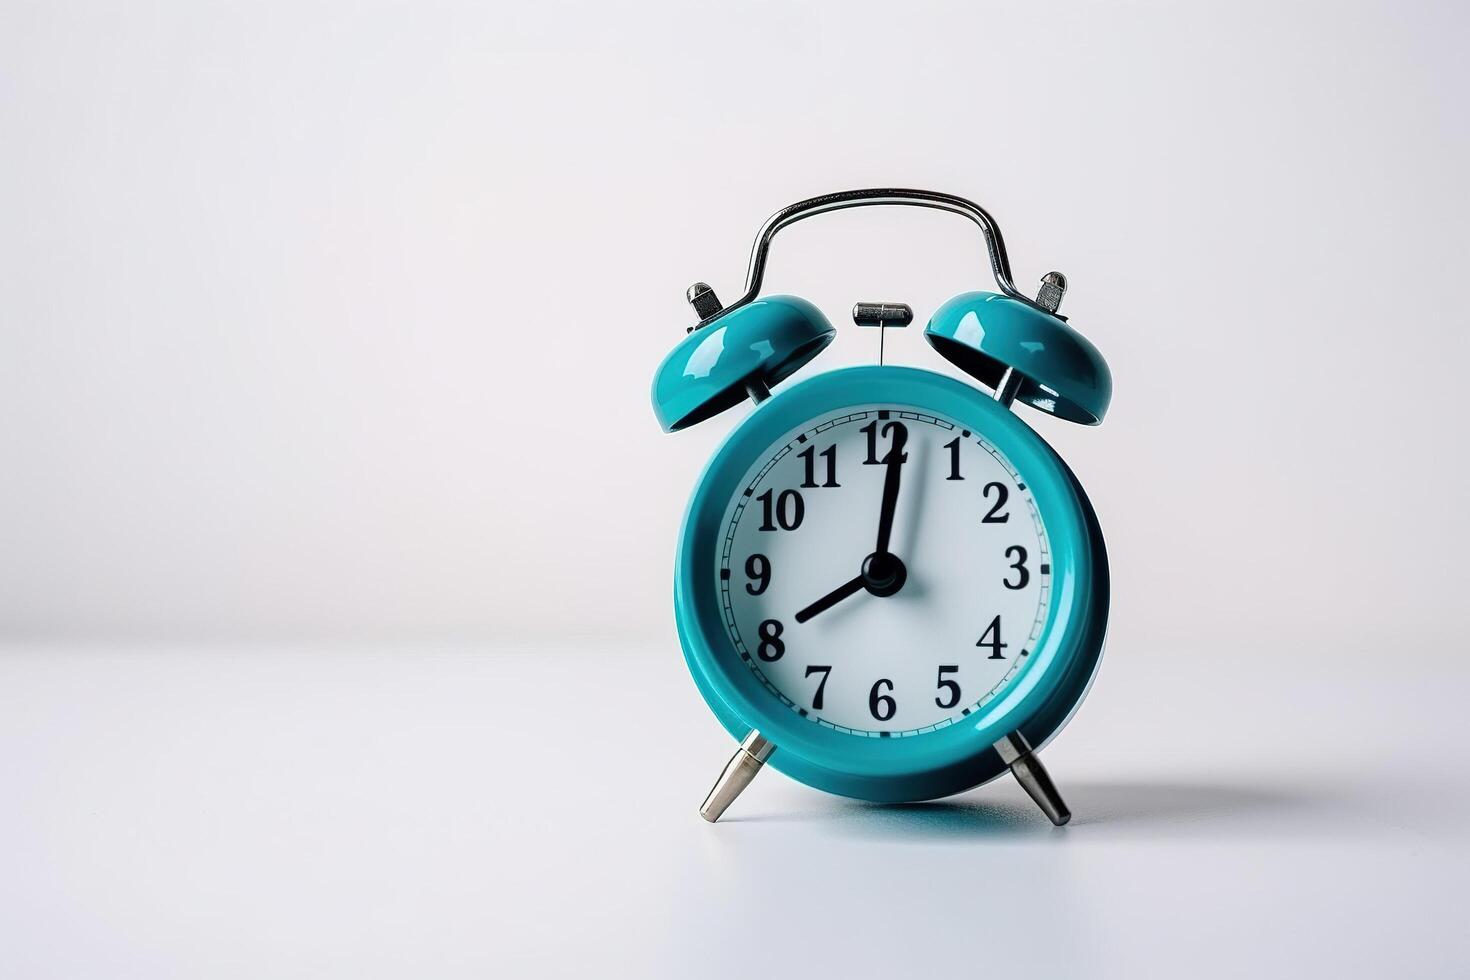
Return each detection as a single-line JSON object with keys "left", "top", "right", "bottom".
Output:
{"left": 805, "top": 665, "right": 832, "bottom": 710}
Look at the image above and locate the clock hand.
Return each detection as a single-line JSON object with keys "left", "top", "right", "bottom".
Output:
{"left": 794, "top": 574, "right": 866, "bottom": 624}
{"left": 874, "top": 430, "right": 908, "bottom": 555}
{"left": 794, "top": 550, "right": 911, "bottom": 625}
{"left": 797, "top": 426, "right": 912, "bottom": 627}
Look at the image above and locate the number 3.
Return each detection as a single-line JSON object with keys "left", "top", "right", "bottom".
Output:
{"left": 1004, "top": 545, "right": 1029, "bottom": 590}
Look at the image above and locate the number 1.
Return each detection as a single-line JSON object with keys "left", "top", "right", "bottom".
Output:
{"left": 943, "top": 437, "right": 963, "bottom": 480}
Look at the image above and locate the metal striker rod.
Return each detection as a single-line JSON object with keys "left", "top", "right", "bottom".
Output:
{"left": 700, "top": 731, "right": 775, "bottom": 822}
{"left": 993, "top": 368, "right": 1024, "bottom": 408}
{"left": 852, "top": 302, "right": 913, "bottom": 367}
{"left": 745, "top": 378, "right": 771, "bottom": 404}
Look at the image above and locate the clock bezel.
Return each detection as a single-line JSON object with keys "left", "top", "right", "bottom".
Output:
{"left": 674, "top": 365, "right": 1108, "bottom": 803}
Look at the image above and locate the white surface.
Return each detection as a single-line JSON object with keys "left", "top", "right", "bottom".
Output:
{"left": 2, "top": 640, "right": 1465, "bottom": 978}
{"left": 3, "top": 0, "right": 1469, "bottom": 642}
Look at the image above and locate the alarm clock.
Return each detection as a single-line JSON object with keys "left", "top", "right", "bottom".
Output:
{"left": 651, "top": 189, "right": 1111, "bottom": 825}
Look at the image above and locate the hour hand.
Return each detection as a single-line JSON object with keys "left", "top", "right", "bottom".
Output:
{"left": 794, "top": 574, "right": 866, "bottom": 624}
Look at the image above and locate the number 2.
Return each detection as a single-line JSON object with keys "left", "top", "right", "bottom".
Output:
{"left": 982, "top": 482, "right": 1009, "bottom": 523}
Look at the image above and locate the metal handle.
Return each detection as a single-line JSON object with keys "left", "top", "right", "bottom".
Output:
{"left": 719, "top": 188, "right": 1045, "bottom": 321}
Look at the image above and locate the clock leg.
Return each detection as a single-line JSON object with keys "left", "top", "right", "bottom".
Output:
{"left": 994, "top": 732, "right": 1071, "bottom": 826}
{"left": 699, "top": 731, "right": 774, "bottom": 823}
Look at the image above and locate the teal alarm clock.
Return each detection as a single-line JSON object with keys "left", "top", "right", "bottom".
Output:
{"left": 652, "top": 189, "right": 1111, "bottom": 826}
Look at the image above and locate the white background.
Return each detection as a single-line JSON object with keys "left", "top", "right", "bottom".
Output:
{"left": 2, "top": 1, "right": 1468, "bottom": 977}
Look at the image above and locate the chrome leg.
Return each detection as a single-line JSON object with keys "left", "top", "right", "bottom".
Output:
{"left": 994, "top": 731, "right": 1071, "bottom": 826}
{"left": 699, "top": 731, "right": 774, "bottom": 823}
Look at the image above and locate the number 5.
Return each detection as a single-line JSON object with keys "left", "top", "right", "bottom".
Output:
{"left": 934, "top": 665, "right": 961, "bottom": 709}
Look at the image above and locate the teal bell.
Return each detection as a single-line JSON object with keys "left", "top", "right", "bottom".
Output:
{"left": 651, "top": 294, "right": 835, "bottom": 432}
{"left": 925, "top": 288, "right": 1112, "bottom": 425}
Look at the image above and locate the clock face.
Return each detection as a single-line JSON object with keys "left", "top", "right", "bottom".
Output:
{"left": 717, "top": 405, "right": 1053, "bottom": 737}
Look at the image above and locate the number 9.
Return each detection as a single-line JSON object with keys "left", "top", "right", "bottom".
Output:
{"left": 745, "top": 554, "right": 770, "bottom": 595}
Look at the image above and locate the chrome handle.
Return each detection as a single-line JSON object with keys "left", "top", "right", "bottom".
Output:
{"left": 714, "top": 188, "right": 1045, "bottom": 322}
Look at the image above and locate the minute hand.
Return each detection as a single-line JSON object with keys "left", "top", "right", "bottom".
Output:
{"left": 874, "top": 437, "right": 907, "bottom": 554}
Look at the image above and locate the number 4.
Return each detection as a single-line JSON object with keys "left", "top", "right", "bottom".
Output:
{"left": 976, "top": 615, "right": 1008, "bottom": 659}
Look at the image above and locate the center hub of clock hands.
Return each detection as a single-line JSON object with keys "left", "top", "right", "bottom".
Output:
{"left": 860, "top": 550, "right": 907, "bottom": 596}
{"left": 793, "top": 426, "right": 909, "bottom": 624}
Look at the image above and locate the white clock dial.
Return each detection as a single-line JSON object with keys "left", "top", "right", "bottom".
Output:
{"left": 718, "top": 406, "right": 1052, "bottom": 736}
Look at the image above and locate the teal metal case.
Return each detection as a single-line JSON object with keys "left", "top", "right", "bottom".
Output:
{"left": 672, "top": 366, "right": 1109, "bottom": 803}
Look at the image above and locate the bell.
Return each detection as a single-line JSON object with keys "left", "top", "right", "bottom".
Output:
{"left": 925, "top": 290, "right": 1111, "bottom": 425}
{"left": 651, "top": 295, "right": 835, "bottom": 432}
